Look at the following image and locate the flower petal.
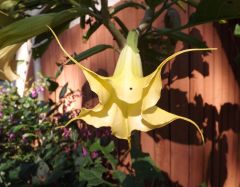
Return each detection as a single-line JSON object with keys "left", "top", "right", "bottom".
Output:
{"left": 48, "top": 26, "right": 111, "bottom": 106}
{"left": 142, "top": 106, "right": 204, "bottom": 143}
{"left": 0, "top": 43, "right": 21, "bottom": 81}
{"left": 142, "top": 48, "right": 217, "bottom": 111}
{"left": 110, "top": 31, "right": 144, "bottom": 104}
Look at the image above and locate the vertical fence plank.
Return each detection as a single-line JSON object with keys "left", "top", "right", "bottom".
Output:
{"left": 168, "top": 6, "right": 190, "bottom": 187}
{"left": 202, "top": 23, "right": 215, "bottom": 187}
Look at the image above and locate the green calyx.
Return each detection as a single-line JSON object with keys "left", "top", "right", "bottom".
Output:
{"left": 126, "top": 30, "right": 139, "bottom": 52}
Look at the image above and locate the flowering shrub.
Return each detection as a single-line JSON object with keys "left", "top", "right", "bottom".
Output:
{"left": 0, "top": 81, "right": 166, "bottom": 187}
{"left": 0, "top": 81, "right": 115, "bottom": 186}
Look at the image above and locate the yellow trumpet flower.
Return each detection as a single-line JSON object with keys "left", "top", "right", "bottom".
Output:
{"left": 49, "top": 26, "right": 216, "bottom": 143}
{"left": 0, "top": 43, "right": 21, "bottom": 81}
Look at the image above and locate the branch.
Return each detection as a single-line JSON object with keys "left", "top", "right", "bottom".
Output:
{"left": 100, "top": 0, "right": 125, "bottom": 49}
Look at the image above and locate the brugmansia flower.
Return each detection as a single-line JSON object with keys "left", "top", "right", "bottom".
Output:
{"left": 0, "top": 43, "right": 21, "bottom": 81}
{"left": 49, "top": 26, "right": 216, "bottom": 144}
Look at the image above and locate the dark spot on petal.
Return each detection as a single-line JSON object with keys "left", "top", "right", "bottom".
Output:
{"left": 129, "top": 87, "right": 133, "bottom": 90}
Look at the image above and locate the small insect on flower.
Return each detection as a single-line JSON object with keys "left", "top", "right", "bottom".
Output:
{"left": 48, "top": 26, "right": 216, "bottom": 146}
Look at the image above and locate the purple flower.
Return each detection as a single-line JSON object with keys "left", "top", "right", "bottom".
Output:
{"left": 37, "top": 86, "right": 44, "bottom": 93}
{"left": 8, "top": 132, "right": 15, "bottom": 141}
{"left": 0, "top": 111, "right": 3, "bottom": 119}
{"left": 91, "top": 151, "right": 98, "bottom": 159}
{"left": 30, "top": 89, "right": 38, "bottom": 98}
{"left": 62, "top": 128, "right": 71, "bottom": 139}
{"left": 82, "top": 146, "right": 88, "bottom": 157}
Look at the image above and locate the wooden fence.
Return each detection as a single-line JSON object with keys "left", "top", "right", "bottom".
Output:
{"left": 40, "top": 4, "right": 240, "bottom": 187}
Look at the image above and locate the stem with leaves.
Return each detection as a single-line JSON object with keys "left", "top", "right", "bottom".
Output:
{"left": 100, "top": 0, "right": 125, "bottom": 49}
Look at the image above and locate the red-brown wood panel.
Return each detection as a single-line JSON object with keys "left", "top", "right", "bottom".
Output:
{"left": 202, "top": 23, "right": 215, "bottom": 187}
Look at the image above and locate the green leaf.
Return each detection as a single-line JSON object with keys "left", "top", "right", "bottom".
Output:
{"left": 67, "top": 44, "right": 113, "bottom": 65}
{"left": 8, "top": 166, "right": 21, "bottom": 180}
{"left": 59, "top": 82, "right": 68, "bottom": 99}
{"left": 32, "top": 160, "right": 50, "bottom": 185}
{"left": 79, "top": 165, "right": 107, "bottom": 187}
{"left": 0, "top": 0, "right": 17, "bottom": 10}
{"left": 130, "top": 148, "right": 163, "bottom": 179}
{"left": 113, "top": 16, "right": 129, "bottom": 36}
{"left": 46, "top": 78, "right": 59, "bottom": 92}
{"left": 11, "top": 124, "right": 28, "bottom": 133}
{"left": 0, "top": 160, "right": 16, "bottom": 171}
{"left": 83, "top": 21, "right": 102, "bottom": 40}
{"left": 0, "top": 11, "right": 15, "bottom": 27}
{"left": 22, "top": 133, "right": 37, "bottom": 139}
{"left": 234, "top": 24, "right": 240, "bottom": 37}
{"left": 89, "top": 140, "right": 117, "bottom": 167}
{"left": 55, "top": 64, "right": 64, "bottom": 78}
{"left": 112, "top": 170, "right": 126, "bottom": 183}
{"left": 188, "top": 0, "right": 240, "bottom": 27}
{"left": 0, "top": 7, "right": 88, "bottom": 49}
{"left": 32, "top": 21, "right": 70, "bottom": 59}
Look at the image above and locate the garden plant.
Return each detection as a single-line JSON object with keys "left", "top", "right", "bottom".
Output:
{"left": 0, "top": 0, "right": 240, "bottom": 186}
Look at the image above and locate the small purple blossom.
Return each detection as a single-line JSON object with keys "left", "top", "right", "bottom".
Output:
{"left": 91, "top": 151, "right": 98, "bottom": 159}
{"left": 30, "top": 89, "right": 38, "bottom": 98}
{"left": 8, "top": 132, "right": 15, "bottom": 141}
{"left": 0, "top": 111, "right": 3, "bottom": 119}
{"left": 62, "top": 128, "right": 71, "bottom": 139}
{"left": 82, "top": 146, "right": 88, "bottom": 157}
{"left": 36, "top": 86, "right": 44, "bottom": 93}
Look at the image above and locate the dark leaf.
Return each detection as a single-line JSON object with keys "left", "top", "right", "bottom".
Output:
{"left": 188, "top": 0, "right": 240, "bottom": 27}
{"left": 83, "top": 21, "right": 102, "bottom": 40}
{"left": 46, "top": 78, "right": 59, "bottom": 92}
{"left": 55, "top": 65, "right": 64, "bottom": 78}
{"left": 59, "top": 82, "right": 68, "bottom": 99}
{"left": 113, "top": 16, "right": 129, "bottom": 36}
{"left": 67, "top": 44, "right": 113, "bottom": 65}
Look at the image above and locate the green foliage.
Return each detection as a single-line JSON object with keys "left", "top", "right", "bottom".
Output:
{"left": 66, "top": 44, "right": 113, "bottom": 65}
{"left": 0, "top": 80, "right": 167, "bottom": 187}
{"left": 0, "top": 8, "right": 87, "bottom": 49}
{"left": 234, "top": 24, "right": 240, "bottom": 37}
{"left": 1, "top": 0, "right": 240, "bottom": 186}
{"left": 188, "top": 0, "right": 240, "bottom": 28}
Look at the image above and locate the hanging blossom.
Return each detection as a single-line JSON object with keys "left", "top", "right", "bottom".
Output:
{"left": 48, "top": 26, "right": 216, "bottom": 144}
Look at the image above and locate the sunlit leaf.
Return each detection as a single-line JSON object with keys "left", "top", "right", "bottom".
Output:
{"left": 0, "top": 8, "right": 88, "bottom": 49}
{"left": 234, "top": 24, "right": 240, "bottom": 37}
